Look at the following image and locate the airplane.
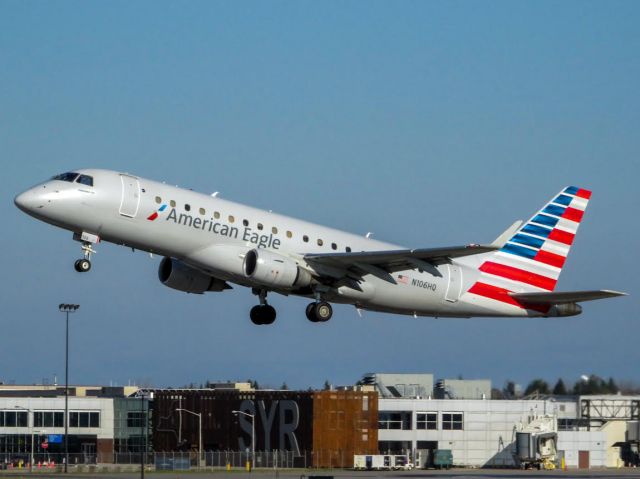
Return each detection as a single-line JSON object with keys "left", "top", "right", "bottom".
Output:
{"left": 14, "top": 169, "right": 626, "bottom": 325}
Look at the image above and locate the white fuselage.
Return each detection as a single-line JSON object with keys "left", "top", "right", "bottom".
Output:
{"left": 15, "top": 169, "right": 540, "bottom": 319}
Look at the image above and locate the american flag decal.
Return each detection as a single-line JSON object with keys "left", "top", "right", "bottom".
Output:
{"left": 397, "top": 274, "right": 409, "bottom": 285}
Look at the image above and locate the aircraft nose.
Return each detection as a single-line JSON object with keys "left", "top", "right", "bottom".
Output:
{"left": 14, "top": 189, "right": 41, "bottom": 213}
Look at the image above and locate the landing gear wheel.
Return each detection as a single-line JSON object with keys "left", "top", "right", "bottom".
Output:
{"left": 315, "top": 301, "right": 333, "bottom": 322}
{"left": 250, "top": 305, "right": 277, "bottom": 325}
{"left": 306, "top": 301, "right": 332, "bottom": 322}
{"left": 306, "top": 303, "right": 318, "bottom": 322}
{"left": 74, "top": 259, "right": 91, "bottom": 272}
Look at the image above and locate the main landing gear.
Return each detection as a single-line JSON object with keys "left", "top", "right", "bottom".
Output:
{"left": 250, "top": 289, "right": 276, "bottom": 325}
{"left": 305, "top": 301, "right": 333, "bottom": 323}
{"left": 249, "top": 289, "right": 334, "bottom": 325}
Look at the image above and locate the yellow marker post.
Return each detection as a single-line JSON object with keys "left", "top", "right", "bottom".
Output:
{"left": 245, "top": 459, "right": 251, "bottom": 471}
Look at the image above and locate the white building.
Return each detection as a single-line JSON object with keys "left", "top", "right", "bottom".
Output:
{"left": 378, "top": 397, "right": 618, "bottom": 468}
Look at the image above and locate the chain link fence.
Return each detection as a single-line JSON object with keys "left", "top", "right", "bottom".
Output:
{"left": 0, "top": 450, "right": 345, "bottom": 470}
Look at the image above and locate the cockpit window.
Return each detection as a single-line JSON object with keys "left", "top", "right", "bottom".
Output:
{"left": 52, "top": 172, "right": 79, "bottom": 182}
{"left": 76, "top": 175, "right": 94, "bottom": 187}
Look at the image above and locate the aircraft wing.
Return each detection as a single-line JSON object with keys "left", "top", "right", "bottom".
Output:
{"left": 304, "top": 244, "right": 498, "bottom": 283}
{"left": 509, "top": 290, "right": 627, "bottom": 305}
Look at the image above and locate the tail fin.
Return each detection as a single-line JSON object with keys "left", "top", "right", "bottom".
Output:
{"left": 468, "top": 187, "right": 591, "bottom": 307}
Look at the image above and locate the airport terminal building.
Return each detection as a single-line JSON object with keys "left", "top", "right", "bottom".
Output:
{"left": 0, "top": 376, "right": 638, "bottom": 469}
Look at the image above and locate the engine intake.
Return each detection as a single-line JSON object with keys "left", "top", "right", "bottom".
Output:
{"left": 243, "top": 249, "right": 312, "bottom": 289}
{"left": 159, "top": 257, "right": 229, "bottom": 294}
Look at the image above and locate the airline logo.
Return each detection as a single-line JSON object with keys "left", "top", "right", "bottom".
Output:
{"left": 147, "top": 204, "right": 167, "bottom": 221}
{"left": 467, "top": 186, "right": 591, "bottom": 311}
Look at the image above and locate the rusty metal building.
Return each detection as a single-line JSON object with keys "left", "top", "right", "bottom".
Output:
{"left": 152, "top": 388, "right": 377, "bottom": 467}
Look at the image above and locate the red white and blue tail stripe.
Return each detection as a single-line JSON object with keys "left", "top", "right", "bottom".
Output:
{"left": 467, "top": 187, "right": 591, "bottom": 312}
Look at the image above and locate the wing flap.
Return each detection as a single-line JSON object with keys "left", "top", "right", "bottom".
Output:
{"left": 509, "top": 289, "right": 627, "bottom": 305}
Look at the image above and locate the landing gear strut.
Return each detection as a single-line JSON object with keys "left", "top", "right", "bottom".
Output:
{"left": 306, "top": 301, "right": 333, "bottom": 322}
{"left": 250, "top": 289, "right": 276, "bottom": 325}
{"left": 74, "top": 241, "right": 96, "bottom": 273}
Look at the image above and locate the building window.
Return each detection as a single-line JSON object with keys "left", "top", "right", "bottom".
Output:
{"left": 199, "top": 207, "right": 205, "bottom": 215}
{"left": 34, "top": 411, "right": 64, "bottom": 428}
{"left": 378, "top": 411, "right": 412, "bottom": 430}
{"left": 155, "top": 196, "right": 162, "bottom": 204}
{"left": 0, "top": 411, "right": 28, "bottom": 427}
{"left": 127, "top": 412, "right": 146, "bottom": 428}
{"left": 441, "top": 412, "right": 463, "bottom": 430}
{"left": 69, "top": 412, "right": 100, "bottom": 428}
{"left": 416, "top": 412, "right": 437, "bottom": 430}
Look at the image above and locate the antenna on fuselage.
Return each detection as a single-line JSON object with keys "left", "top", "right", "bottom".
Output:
{"left": 365, "top": 232, "right": 373, "bottom": 239}
{"left": 211, "top": 192, "right": 220, "bottom": 197}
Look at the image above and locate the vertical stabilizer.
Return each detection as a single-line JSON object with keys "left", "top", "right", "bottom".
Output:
{"left": 467, "top": 187, "right": 591, "bottom": 310}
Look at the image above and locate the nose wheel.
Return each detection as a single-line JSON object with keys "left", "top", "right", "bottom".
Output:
{"left": 306, "top": 301, "right": 333, "bottom": 322}
{"left": 74, "top": 259, "right": 92, "bottom": 272}
{"left": 73, "top": 237, "right": 98, "bottom": 273}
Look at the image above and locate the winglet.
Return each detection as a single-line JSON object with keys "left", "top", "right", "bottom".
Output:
{"left": 491, "top": 220, "right": 523, "bottom": 248}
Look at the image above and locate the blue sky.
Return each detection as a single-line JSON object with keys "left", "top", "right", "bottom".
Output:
{"left": 1, "top": 1, "right": 638, "bottom": 390}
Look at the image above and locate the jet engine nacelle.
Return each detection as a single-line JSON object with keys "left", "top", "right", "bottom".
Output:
{"left": 243, "top": 249, "right": 312, "bottom": 289}
{"left": 159, "top": 257, "right": 229, "bottom": 294}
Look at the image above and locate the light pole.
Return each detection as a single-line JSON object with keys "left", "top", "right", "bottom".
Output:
{"left": 232, "top": 410, "right": 255, "bottom": 471}
{"left": 14, "top": 406, "right": 33, "bottom": 472}
{"left": 175, "top": 408, "right": 202, "bottom": 467}
{"left": 59, "top": 303, "right": 79, "bottom": 473}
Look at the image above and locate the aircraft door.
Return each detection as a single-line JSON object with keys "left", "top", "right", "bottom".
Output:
{"left": 119, "top": 174, "right": 141, "bottom": 217}
{"left": 444, "top": 263, "right": 463, "bottom": 302}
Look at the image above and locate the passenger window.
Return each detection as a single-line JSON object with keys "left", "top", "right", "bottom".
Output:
{"left": 185, "top": 204, "right": 191, "bottom": 212}
{"left": 155, "top": 196, "right": 162, "bottom": 204}
{"left": 317, "top": 239, "right": 323, "bottom": 246}
{"left": 243, "top": 219, "right": 249, "bottom": 227}
{"left": 199, "top": 207, "right": 205, "bottom": 215}
{"left": 229, "top": 215, "right": 235, "bottom": 223}
{"left": 286, "top": 231, "right": 292, "bottom": 238}
{"left": 303, "top": 235, "right": 309, "bottom": 243}
{"left": 170, "top": 200, "right": 176, "bottom": 207}
{"left": 272, "top": 227, "right": 278, "bottom": 234}
{"left": 346, "top": 247, "right": 352, "bottom": 252}
{"left": 257, "top": 223, "right": 263, "bottom": 230}
{"left": 331, "top": 243, "right": 337, "bottom": 250}
{"left": 214, "top": 212, "right": 220, "bottom": 219}
{"left": 76, "top": 175, "right": 94, "bottom": 187}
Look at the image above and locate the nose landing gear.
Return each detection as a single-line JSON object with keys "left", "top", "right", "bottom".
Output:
{"left": 72, "top": 232, "right": 100, "bottom": 273}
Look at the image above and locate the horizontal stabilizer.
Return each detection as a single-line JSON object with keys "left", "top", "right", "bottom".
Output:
{"left": 509, "top": 289, "right": 627, "bottom": 305}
